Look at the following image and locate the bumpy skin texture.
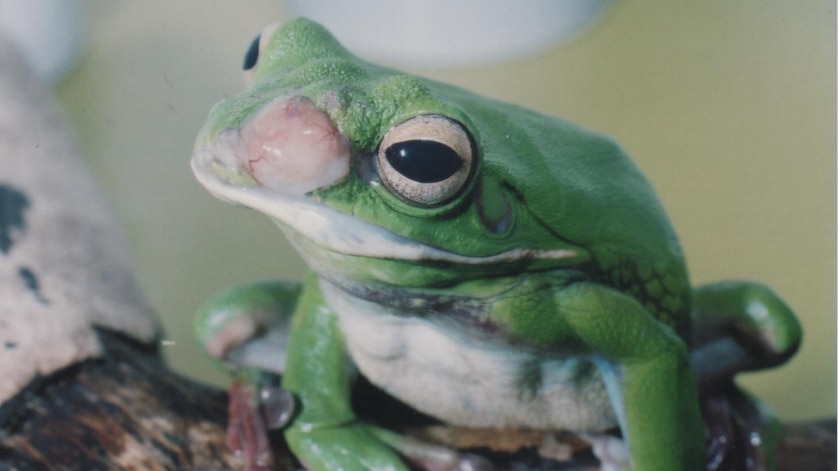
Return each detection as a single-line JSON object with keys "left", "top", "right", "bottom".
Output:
{"left": 192, "top": 19, "right": 801, "bottom": 471}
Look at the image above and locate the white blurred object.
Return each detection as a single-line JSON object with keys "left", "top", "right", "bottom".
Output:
{"left": 285, "top": 0, "right": 612, "bottom": 68}
{"left": 0, "top": 0, "right": 86, "bottom": 84}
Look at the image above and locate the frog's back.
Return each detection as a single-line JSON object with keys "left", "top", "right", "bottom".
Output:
{"left": 435, "top": 87, "right": 692, "bottom": 335}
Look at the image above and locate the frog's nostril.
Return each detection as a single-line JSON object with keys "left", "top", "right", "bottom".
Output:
{"left": 239, "top": 96, "right": 350, "bottom": 196}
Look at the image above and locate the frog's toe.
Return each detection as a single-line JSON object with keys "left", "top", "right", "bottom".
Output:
{"left": 367, "top": 426, "right": 495, "bottom": 471}
{"left": 701, "top": 385, "right": 781, "bottom": 471}
{"left": 226, "top": 380, "right": 274, "bottom": 471}
{"left": 259, "top": 383, "right": 295, "bottom": 429}
{"left": 201, "top": 314, "right": 262, "bottom": 359}
{"left": 224, "top": 375, "right": 295, "bottom": 471}
{"left": 453, "top": 454, "right": 495, "bottom": 471}
{"left": 581, "top": 433, "right": 630, "bottom": 471}
{"left": 737, "top": 283, "right": 802, "bottom": 365}
{"left": 421, "top": 452, "right": 495, "bottom": 471}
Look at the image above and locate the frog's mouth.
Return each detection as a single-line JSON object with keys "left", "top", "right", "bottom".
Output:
{"left": 193, "top": 149, "right": 579, "bottom": 265}
{"left": 191, "top": 96, "right": 580, "bottom": 265}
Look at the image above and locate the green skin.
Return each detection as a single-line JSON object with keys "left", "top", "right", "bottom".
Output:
{"left": 192, "top": 19, "right": 801, "bottom": 471}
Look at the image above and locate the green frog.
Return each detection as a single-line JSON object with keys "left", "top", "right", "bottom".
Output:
{"left": 191, "top": 18, "right": 801, "bottom": 471}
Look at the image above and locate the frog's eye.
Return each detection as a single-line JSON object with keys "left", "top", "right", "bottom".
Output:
{"left": 242, "top": 23, "right": 279, "bottom": 84}
{"left": 242, "top": 35, "right": 261, "bottom": 71}
{"left": 377, "top": 115, "right": 475, "bottom": 207}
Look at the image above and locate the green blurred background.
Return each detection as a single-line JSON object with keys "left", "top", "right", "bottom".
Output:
{"left": 56, "top": 1, "right": 834, "bottom": 421}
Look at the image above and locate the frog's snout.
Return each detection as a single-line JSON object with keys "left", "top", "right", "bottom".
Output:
{"left": 223, "top": 96, "right": 350, "bottom": 196}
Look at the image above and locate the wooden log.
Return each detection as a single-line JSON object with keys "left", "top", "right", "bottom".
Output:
{"left": 0, "top": 330, "right": 242, "bottom": 470}
{"left": 0, "top": 343, "right": 833, "bottom": 470}
{"left": 777, "top": 420, "right": 836, "bottom": 471}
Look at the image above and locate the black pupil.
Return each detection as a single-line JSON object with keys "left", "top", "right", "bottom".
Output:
{"left": 385, "top": 140, "right": 463, "bottom": 183}
{"left": 242, "top": 34, "right": 261, "bottom": 71}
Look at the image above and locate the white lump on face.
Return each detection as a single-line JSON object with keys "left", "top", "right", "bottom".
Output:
{"left": 191, "top": 94, "right": 351, "bottom": 200}
{"left": 237, "top": 96, "right": 351, "bottom": 197}
{"left": 319, "top": 280, "right": 618, "bottom": 432}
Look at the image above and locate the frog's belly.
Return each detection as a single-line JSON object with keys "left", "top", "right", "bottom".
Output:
{"left": 321, "top": 282, "right": 617, "bottom": 432}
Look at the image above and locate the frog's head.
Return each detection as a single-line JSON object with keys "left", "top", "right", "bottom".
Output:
{"left": 192, "top": 19, "right": 687, "bottom": 303}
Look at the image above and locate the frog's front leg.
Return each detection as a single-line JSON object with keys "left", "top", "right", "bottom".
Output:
{"left": 557, "top": 283, "right": 705, "bottom": 471}
{"left": 283, "top": 275, "right": 492, "bottom": 471}
{"left": 282, "top": 274, "right": 412, "bottom": 471}
{"left": 195, "top": 280, "right": 302, "bottom": 470}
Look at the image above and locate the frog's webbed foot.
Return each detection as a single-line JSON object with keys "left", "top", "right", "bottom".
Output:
{"left": 371, "top": 426, "right": 495, "bottom": 471}
{"left": 408, "top": 451, "right": 495, "bottom": 471}
{"left": 286, "top": 422, "right": 495, "bottom": 471}
{"left": 226, "top": 374, "right": 296, "bottom": 471}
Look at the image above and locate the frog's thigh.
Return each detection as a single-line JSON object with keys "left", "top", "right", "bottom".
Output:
{"left": 556, "top": 283, "right": 704, "bottom": 471}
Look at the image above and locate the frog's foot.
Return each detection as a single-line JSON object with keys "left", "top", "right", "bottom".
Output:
{"left": 227, "top": 376, "right": 296, "bottom": 471}
{"left": 701, "top": 383, "right": 781, "bottom": 471}
{"left": 371, "top": 426, "right": 495, "bottom": 471}
{"left": 286, "top": 422, "right": 494, "bottom": 471}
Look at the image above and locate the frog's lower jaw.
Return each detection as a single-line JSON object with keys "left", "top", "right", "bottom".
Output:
{"left": 319, "top": 280, "right": 618, "bottom": 432}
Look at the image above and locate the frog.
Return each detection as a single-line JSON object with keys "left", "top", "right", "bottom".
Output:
{"left": 191, "top": 18, "right": 802, "bottom": 471}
